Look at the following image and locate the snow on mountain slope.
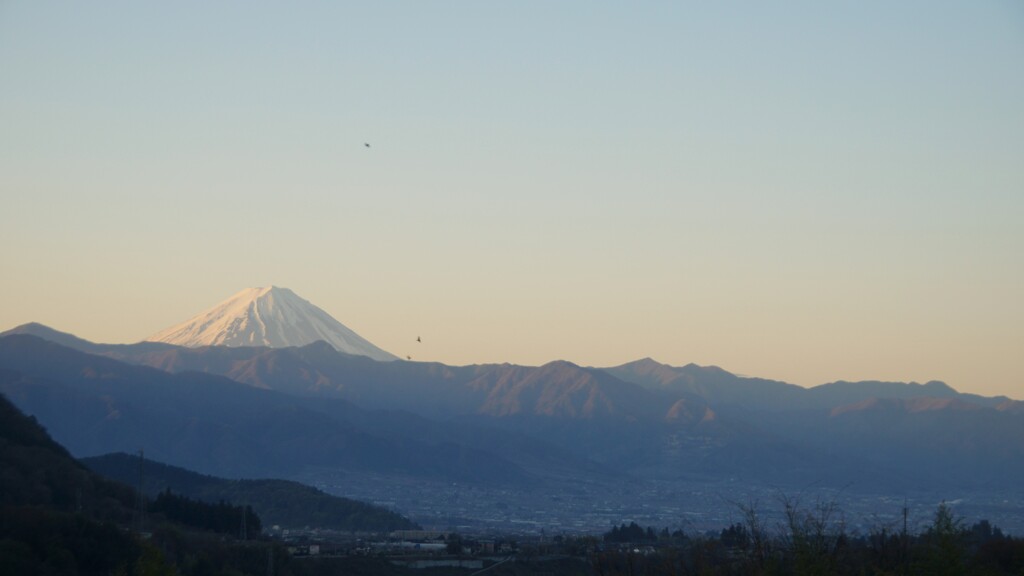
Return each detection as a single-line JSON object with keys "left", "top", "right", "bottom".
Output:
{"left": 145, "top": 286, "right": 398, "bottom": 361}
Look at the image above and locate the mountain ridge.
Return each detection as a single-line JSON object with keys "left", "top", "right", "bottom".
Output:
{"left": 3, "top": 327, "right": 1023, "bottom": 526}
{"left": 0, "top": 334, "right": 536, "bottom": 485}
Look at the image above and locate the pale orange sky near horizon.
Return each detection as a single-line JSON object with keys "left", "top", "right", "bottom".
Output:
{"left": 1, "top": 2, "right": 1022, "bottom": 399}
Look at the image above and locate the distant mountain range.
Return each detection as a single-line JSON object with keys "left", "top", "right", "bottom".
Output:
{"left": 2, "top": 322, "right": 1022, "bottom": 501}
{"left": 3, "top": 286, "right": 1023, "bottom": 529}
{"left": 0, "top": 334, "right": 543, "bottom": 485}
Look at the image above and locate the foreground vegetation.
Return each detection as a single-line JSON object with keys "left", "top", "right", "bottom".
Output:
{"left": 589, "top": 498, "right": 1024, "bottom": 575}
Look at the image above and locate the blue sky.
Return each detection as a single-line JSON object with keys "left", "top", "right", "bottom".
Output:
{"left": 2, "top": 2, "right": 1022, "bottom": 397}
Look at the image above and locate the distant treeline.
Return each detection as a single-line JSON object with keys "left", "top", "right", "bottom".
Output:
{"left": 605, "top": 521, "right": 686, "bottom": 544}
{"left": 150, "top": 488, "right": 261, "bottom": 539}
{"left": 593, "top": 501, "right": 1024, "bottom": 575}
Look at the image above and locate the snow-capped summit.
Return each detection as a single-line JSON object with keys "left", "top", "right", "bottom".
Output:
{"left": 145, "top": 286, "right": 398, "bottom": 361}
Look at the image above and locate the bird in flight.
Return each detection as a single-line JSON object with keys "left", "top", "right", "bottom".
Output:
{"left": 406, "top": 355, "right": 412, "bottom": 360}
{"left": 416, "top": 336, "right": 421, "bottom": 343}
{"left": 364, "top": 142, "right": 371, "bottom": 148}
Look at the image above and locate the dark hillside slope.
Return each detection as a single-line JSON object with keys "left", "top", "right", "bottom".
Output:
{"left": 0, "top": 388, "right": 152, "bottom": 573}
{"left": 0, "top": 389, "right": 323, "bottom": 575}
{"left": 84, "top": 452, "right": 418, "bottom": 532}
{"left": 0, "top": 372, "right": 136, "bottom": 518}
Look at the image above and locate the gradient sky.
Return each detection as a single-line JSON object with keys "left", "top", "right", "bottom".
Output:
{"left": 2, "top": 2, "right": 1022, "bottom": 398}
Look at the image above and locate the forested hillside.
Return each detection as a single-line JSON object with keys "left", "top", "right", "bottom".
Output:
{"left": 85, "top": 452, "right": 419, "bottom": 532}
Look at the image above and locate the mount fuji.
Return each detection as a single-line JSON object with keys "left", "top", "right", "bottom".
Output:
{"left": 145, "top": 286, "right": 398, "bottom": 361}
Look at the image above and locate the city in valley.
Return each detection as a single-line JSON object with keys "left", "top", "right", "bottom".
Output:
{"left": 302, "top": 470, "right": 1024, "bottom": 539}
